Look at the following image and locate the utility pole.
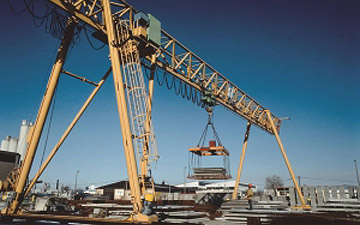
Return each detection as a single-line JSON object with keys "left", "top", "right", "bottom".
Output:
{"left": 74, "top": 170, "right": 80, "bottom": 195}
{"left": 183, "top": 166, "right": 187, "bottom": 194}
{"left": 354, "top": 160, "right": 360, "bottom": 199}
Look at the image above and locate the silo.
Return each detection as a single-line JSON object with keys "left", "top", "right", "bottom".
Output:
{"left": 8, "top": 137, "right": 18, "bottom": 152}
{"left": 0, "top": 136, "right": 11, "bottom": 151}
{"left": 17, "top": 120, "right": 31, "bottom": 161}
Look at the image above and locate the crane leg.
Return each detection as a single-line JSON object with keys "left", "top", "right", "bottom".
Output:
{"left": 265, "top": 110, "right": 309, "bottom": 208}
{"left": 101, "top": 1, "right": 161, "bottom": 222}
{"left": 140, "top": 54, "right": 157, "bottom": 195}
{"left": 101, "top": 0, "right": 142, "bottom": 213}
{"left": 24, "top": 68, "right": 111, "bottom": 197}
{"left": 232, "top": 122, "right": 251, "bottom": 200}
{"left": 4, "top": 18, "right": 76, "bottom": 215}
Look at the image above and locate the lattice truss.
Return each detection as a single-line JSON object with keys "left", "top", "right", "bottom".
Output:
{"left": 45, "top": 0, "right": 282, "bottom": 135}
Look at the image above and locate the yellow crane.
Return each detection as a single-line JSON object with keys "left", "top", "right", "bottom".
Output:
{"left": 0, "top": 0, "right": 309, "bottom": 223}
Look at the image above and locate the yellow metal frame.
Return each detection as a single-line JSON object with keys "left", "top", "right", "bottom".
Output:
{"left": 265, "top": 110, "right": 307, "bottom": 206}
{"left": 1, "top": 1, "right": 310, "bottom": 223}
{"left": 231, "top": 112, "right": 308, "bottom": 207}
{"left": 45, "top": 0, "right": 282, "bottom": 135}
{"left": 101, "top": 0, "right": 143, "bottom": 215}
{"left": 6, "top": 18, "right": 77, "bottom": 214}
{"left": 24, "top": 67, "right": 112, "bottom": 197}
{"left": 140, "top": 54, "right": 157, "bottom": 196}
{"left": 232, "top": 122, "right": 251, "bottom": 200}
{"left": 3, "top": 4, "right": 158, "bottom": 222}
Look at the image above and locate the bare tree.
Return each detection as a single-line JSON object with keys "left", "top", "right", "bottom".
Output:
{"left": 265, "top": 175, "right": 284, "bottom": 196}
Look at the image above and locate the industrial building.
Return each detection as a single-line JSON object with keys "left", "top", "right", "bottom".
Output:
{"left": 0, "top": 120, "right": 32, "bottom": 161}
{"left": 0, "top": 120, "right": 32, "bottom": 180}
{"left": 0, "top": 151, "right": 20, "bottom": 181}
{"left": 95, "top": 181, "right": 181, "bottom": 200}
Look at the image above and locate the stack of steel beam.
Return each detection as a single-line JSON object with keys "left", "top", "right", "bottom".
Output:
{"left": 189, "top": 167, "right": 230, "bottom": 180}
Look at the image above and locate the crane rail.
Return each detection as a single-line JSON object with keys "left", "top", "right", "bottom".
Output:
{"left": 45, "top": 0, "right": 281, "bottom": 134}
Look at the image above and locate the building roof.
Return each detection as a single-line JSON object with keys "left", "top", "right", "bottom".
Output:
{"left": 96, "top": 181, "right": 181, "bottom": 192}
{"left": 96, "top": 181, "right": 129, "bottom": 190}
{"left": 176, "top": 180, "right": 256, "bottom": 189}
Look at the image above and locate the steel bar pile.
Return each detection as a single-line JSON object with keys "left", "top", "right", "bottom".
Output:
{"left": 188, "top": 167, "right": 230, "bottom": 180}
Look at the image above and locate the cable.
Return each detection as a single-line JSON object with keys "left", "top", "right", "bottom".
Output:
{"left": 185, "top": 84, "right": 192, "bottom": 101}
{"left": 150, "top": 67, "right": 204, "bottom": 107}
{"left": 141, "top": 63, "right": 205, "bottom": 108}
{"left": 173, "top": 79, "right": 181, "bottom": 95}
{"left": 143, "top": 64, "right": 151, "bottom": 80}
{"left": 29, "top": 38, "right": 60, "bottom": 123}
{"left": 156, "top": 70, "right": 165, "bottom": 86}
{"left": 301, "top": 176, "right": 357, "bottom": 184}
{"left": 8, "top": 0, "right": 27, "bottom": 14}
{"left": 23, "top": 0, "right": 53, "bottom": 19}
{"left": 9, "top": 0, "right": 96, "bottom": 51}
{"left": 39, "top": 83, "right": 58, "bottom": 169}
{"left": 165, "top": 73, "right": 174, "bottom": 90}
{"left": 83, "top": 27, "right": 106, "bottom": 50}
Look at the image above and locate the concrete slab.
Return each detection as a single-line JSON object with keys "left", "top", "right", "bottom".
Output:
{"left": 339, "top": 186, "right": 345, "bottom": 199}
{"left": 316, "top": 186, "right": 324, "bottom": 205}
{"left": 323, "top": 186, "right": 330, "bottom": 202}
{"left": 303, "top": 186, "right": 309, "bottom": 204}
{"left": 289, "top": 187, "right": 296, "bottom": 206}
{"left": 309, "top": 187, "right": 317, "bottom": 207}
{"left": 331, "top": 186, "right": 338, "bottom": 199}
{"left": 349, "top": 187, "right": 355, "bottom": 199}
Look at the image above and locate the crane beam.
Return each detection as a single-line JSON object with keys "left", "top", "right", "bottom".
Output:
{"left": 45, "top": 0, "right": 281, "bottom": 134}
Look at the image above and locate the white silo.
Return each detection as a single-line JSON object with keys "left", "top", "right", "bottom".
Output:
{"left": 17, "top": 120, "right": 31, "bottom": 161}
{"left": 8, "top": 137, "right": 18, "bottom": 153}
{"left": 0, "top": 136, "right": 11, "bottom": 151}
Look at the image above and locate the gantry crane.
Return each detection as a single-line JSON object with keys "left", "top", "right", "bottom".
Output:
{"left": 0, "top": 0, "right": 309, "bottom": 223}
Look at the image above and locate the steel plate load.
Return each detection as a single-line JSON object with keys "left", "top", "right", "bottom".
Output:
{"left": 187, "top": 107, "right": 231, "bottom": 180}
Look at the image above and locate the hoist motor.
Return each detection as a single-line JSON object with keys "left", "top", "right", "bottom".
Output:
{"left": 133, "top": 12, "right": 161, "bottom": 47}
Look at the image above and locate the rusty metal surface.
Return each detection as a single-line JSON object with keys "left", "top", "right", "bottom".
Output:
{"left": 188, "top": 146, "right": 229, "bottom": 156}
{"left": 1, "top": 213, "right": 133, "bottom": 224}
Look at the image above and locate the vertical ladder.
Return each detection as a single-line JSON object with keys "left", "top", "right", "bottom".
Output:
{"left": 114, "top": 20, "right": 159, "bottom": 192}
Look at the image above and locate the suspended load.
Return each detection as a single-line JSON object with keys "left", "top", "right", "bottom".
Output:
{"left": 188, "top": 107, "right": 231, "bottom": 180}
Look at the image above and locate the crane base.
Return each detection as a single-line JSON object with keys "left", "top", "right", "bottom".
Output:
{"left": 131, "top": 213, "right": 159, "bottom": 223}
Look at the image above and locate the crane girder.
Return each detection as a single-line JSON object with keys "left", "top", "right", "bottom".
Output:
{"left": 45, "top": 0, "right": 281, "bottom": 134}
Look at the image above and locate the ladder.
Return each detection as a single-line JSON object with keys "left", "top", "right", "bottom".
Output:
{"left": 114, "top": 20, "right": 159, "bottom": 190}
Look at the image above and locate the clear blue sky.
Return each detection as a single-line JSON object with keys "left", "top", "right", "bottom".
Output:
{"left": 0, "top": 0, "right": 359, "bottom": 190}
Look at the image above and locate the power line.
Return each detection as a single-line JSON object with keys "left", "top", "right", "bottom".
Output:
{"left": 300, "top": 176, "right": 357, "bottom": 184}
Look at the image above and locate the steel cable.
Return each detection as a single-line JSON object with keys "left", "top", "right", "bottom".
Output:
{"left": 165, "top": 73, "right": 174, "bottom": 89}
{"left": 39, "top": 82, "right": 58, "bottom": 169}
{"left": 156, "top": 70, "right": 166, "bottom": 86}
{"left": 8, "top": 0, "right": 27, "bottom": 14}
{"left": 83, "top": 27, "right": 106, "bottom": 50}
{"left": 144, "top": 64, "right": 204, "bottom": 107}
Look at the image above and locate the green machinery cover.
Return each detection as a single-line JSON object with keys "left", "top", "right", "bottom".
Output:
{"left": 147, "top": 14, "right": 161, "bottom": 46}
